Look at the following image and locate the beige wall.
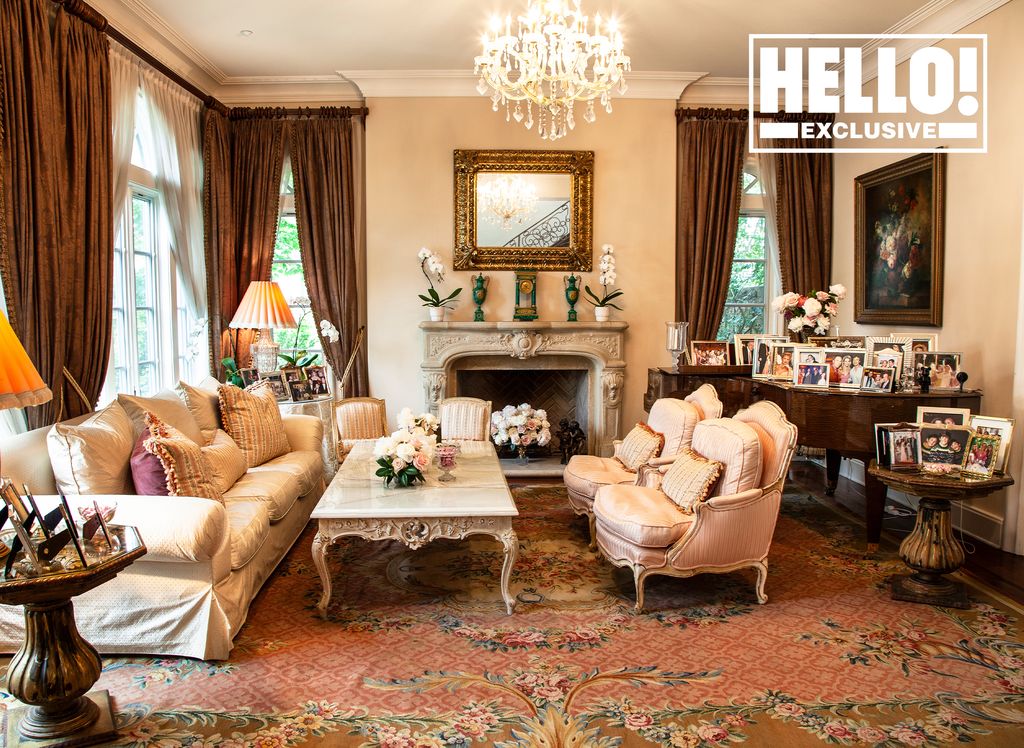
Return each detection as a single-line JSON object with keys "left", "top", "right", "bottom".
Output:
{"left": 832, "top": 1, "right": 1024, "bottom": 548}
{"left": 364, "top": 98, "right": 677, "bottom": 435}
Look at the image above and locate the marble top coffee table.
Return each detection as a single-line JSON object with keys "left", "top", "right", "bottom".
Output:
{"left": 310, "top": 440, "right": 519, "bottom": 617}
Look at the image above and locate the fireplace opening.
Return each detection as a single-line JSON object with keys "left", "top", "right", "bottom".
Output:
{"left": 456, "top": 368, "right": 590, "bottom": 455}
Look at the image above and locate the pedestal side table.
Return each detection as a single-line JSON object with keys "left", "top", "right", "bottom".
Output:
{"left": 0, "top": 525, "right": 146, "bottom": 747}
{"left": 867, "top": 462, "right": 1012, "bottom": 609}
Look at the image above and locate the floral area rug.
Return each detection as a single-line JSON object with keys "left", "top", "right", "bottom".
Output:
{"left": 3, "top": 485, "right": 1024, "bottom": 747}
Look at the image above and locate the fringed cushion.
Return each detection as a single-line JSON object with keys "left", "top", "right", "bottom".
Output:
{"left": 218, "top": 381, "right": 292, "bottom": 467}
{"left": 660, "top": 448, "right": 723, "bottom": 514}
{"left": 143, "top": 413, "right": 222, "bottom": 502}
{"left": 615, "top": 422, "right": 666, "bottom": 471}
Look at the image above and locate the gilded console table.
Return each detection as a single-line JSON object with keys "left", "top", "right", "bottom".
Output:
{"left": 868, "top": 463, "right": 1013, "bottom": 608}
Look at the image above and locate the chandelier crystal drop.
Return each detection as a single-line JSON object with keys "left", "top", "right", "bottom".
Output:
{"left": 478, "top": 175, "right": 539, "bottom": 229}
{"left": 474, "top": 0, "right": 630, "bottom": 141}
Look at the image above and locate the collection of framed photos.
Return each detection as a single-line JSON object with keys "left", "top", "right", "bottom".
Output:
{"left": 714, "top": 332, "right": 964, "bottom": 394}
{"left": 237, "top": 365, "right": 330, "bottom": 403}
{"left": 876, "top": 407, "right": 1014, "bottom": 479}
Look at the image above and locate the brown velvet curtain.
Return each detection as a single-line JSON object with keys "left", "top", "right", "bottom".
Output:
{"left": 0, "top": 0, "right": 112, "bottom": 427}
{"left": 203, "top": 108, "right": 288, "bottom": 370}
{"left": 675, "top": 108, "right": 748, "bottom": 340}
{"left": 290, "top": 108, "right": 368, "bottom": 397}
{"left": 775, "top": 146, "right": 833, "bottom": 292}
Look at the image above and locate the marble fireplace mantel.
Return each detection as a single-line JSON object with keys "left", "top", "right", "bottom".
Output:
{"left": 419, "top": 320, "right": 628, "bottom": 455}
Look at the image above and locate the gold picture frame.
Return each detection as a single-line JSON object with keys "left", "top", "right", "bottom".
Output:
{"left": 453, "top": 149, "right": 594, "bottom": 271}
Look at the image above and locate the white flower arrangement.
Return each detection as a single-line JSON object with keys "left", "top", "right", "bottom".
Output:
{"left": 490, "top": 403, "right": 552, "bottom": 453}
{"left": 319, "top": 319, "right": 340, "bottom": 344}
{"left": 771, "top": 284, "right": 847, "bottom": 335}
{"left": 584, "top": 244, "right": 624, "bottom": 308}
{"left": 373, "top": 427, "right": 437, "bottom": 487}
{"left": 397, "top": 407, "right": 439, "bottom": 437}
{"left": 417, "top": 247, "right": 462, "bottom": 309}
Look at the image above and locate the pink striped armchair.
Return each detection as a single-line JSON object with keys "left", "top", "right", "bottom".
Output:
{"left": 333, "top": 397, "right": 388, "bottom": 461}
{"left": 439, "top": 397, "right": 492, "bottom": 442}
{"left": 593, "top": 401, "right": 797, "bottom": 610}
{"left": 564, "top": 390, "right": 721, "bottom": 550}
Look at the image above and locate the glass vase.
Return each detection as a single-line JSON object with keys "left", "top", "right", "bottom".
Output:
{"left": 516, "top": 445, "right": 529, "bottom": 466}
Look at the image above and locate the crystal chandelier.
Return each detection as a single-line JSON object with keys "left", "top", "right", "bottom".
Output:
{"left": 474, "top": 0, "right": 630, "bottom": 141}
{"left": 478, "top": 175, "right": 539, "bottom": 229}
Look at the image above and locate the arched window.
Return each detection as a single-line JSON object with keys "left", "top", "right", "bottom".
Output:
{"left": 716, "top": 159, "right": 780, "bottom": 341}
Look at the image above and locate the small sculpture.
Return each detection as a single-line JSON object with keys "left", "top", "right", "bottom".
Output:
{"left": 956, "top": 371, "right": 969, "bottom": 393}
{"left": 472, "top": 274, "right": 489, "bottom": 322}
{"left": 557, "top": 418, "right": 588, "bottom": 464}
{"left": 564, "top": 274, "right": 581, "bottom": 322}
{"left": 917, "top": 365, "right": 931, "bottom": 393}
{"left": 570, "top": 421, "right": 587, "bottom": 457}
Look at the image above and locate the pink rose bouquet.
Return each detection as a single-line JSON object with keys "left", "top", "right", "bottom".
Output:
{"left": 374, "top": 427, "right": 436, "bottom": 487}
{"left": 771, "top": 284, "right": 847, "bottom": 335}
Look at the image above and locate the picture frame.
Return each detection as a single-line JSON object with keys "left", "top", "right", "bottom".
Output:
{"left": 794, "top": 362, "right": 830, "bottom": 389}
{"left": 281, "top": 366, "right": 304, "bottom": 385}
{"left": 287, "top": 379, "right": 314, "bottom": 403}
{"left": 763, "top": 343, "right": 798, "bottom": 381}
{"left": 822, "top": 347, "right": 868, "bottom": 390}
{"left": 733, "top": 334, "right": 759, "bottom": 366}
{"left": 854, "top": 152, "right": 945, "bottom": 326}
{"left": 795, "top": 348, "right": 826, "bottom": 366}
{"left": 962, "top": 433, "right": 1001, "bottom": 478}
{"left": 238, "top": 367, "right": 260, "bottom": 388}
{"left": 920, "top": 425, "right": 972, "bottom": 470}
{"left": 808, "top": 335, "right": 867, "bottom": 349}
{"left": 690, "top": 340, "right": 731, "bottom": 367}
{"left": 887, "top": 427, "right": 922, "bottom": 471}
{"left": 866, "top": 335, "right": 912, "bottom": 356}
{"left": 1, "top": 481, "right": 39, "bottom": 565}
{"left": 751, "top": 336, "right": 788, "bottom": 379}
{"left": 303, "top": 365, "right": 330, "bottom": 396}
{"left": 916, "top": 406, "right": 972, "bottom": 427}
{"left": 911, "top": 351, "right": 963, "bottom": 390}
{"left": 873, "top": 350, "right": 904, "bottom": 373}
{"left": 969, "top": 415, "right": 1015, "bottom": 474}
{"left": 893, "top": 332, "right": 939, "bottom": 353}
{"left": 262, "top": 372, "right": 290, "bottom": 402}
{"left": 860, "top": 366, "right": 896, "bottom": 393}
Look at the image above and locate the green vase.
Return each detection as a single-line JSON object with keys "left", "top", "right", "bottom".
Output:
{"left": 564, "top": 274, "right": 580, "bottom": 322}
{"left": 472, "top": 273, "right": 489, "bottom": 322}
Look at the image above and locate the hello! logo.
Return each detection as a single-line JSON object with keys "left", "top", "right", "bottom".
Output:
{"left": 749, "top": 34, "right": 987, "bottom": 153}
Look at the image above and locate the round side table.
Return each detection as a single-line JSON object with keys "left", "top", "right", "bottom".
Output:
{"left": 867, "top": 462, "right": 1013, "bottom": 609}
{"left": 0, "top": 525, "right": 146, "bottom": 747}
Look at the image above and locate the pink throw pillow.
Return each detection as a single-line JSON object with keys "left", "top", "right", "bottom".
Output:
{"left": 130, "top": 432, "right": 169, "bottom": 495}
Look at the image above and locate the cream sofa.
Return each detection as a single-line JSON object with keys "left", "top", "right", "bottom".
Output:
{"left": 0, "top": 388, "right": 325, "bottom": 661}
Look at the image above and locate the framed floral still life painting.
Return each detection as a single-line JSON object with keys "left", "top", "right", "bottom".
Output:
{"left": 854, "top": 153, "right": 945, "bottom": 326}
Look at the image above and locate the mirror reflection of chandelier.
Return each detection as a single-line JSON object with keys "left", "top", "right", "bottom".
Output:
{"left": 474, "top": 0, "right": 630, "bottom": 141}
{"left": 479, "top": 175, "right": 539, "bottom": 229}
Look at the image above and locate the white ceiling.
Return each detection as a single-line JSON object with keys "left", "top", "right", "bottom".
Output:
{"left": 119, "top": 0, "right": 934, "bottom": 79}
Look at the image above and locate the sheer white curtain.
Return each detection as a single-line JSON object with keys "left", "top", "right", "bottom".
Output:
{"left": 140, "top": 67, "right": 209, "bottom": 378}
{"left": 110, "top": 43, "right": 140, "bottom": 235}
{"left": 754, "top": 128, "right": 784, "bottom": 335}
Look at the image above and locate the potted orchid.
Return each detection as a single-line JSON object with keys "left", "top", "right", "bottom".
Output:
{"left": 373, "top": 427, "right": 437, "bottom": 487}
{"left": 584, "top": 244, "right": 623, "bottom": 322}
{"left": 417, "top": 248, "right": 462, "bottom": 321}
{"left": 491, "top": 403, "right": 552, "bottom": 465}
{"left": 771, "top": 284, "right": 847, "bottom": 341}
{"left": 397, "top": 407, "right": 439, "bottom": 437}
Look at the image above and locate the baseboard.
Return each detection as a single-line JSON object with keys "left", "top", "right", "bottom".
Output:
{"left": 805, "top": 456, "right": 1005, "bottom": 549}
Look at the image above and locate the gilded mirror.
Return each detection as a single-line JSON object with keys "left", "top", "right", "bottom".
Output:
{"left": 453, "top": 149, "right": 593, "bottom": 271}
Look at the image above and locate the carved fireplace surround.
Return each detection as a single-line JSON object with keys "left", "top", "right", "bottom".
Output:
{"left": 420, "top": 321, "right": 628, "bottom": 456}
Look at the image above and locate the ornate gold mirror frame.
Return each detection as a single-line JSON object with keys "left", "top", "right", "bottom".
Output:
{"left": 453, "top": 149, "right": 594, "bottom": 271}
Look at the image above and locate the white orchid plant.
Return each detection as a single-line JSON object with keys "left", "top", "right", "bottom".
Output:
{"left": 584, "top": 244, "right": 624, "bottom": 309}
{"left": 397, "top": 407, "right": 439, "bottom": 437}
{"left": 771, "top": 284, "right": 848, "bottom": 335}
{"left": 490, "top": 403, "right": 552, "bottom": 453}
{"left": 373, "top": 427, "right": 437, "bottom": 487}
{"left": 417, "top": 248, "right": 462, "bottom": 309}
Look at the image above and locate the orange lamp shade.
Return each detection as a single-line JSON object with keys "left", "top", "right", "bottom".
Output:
{"left": 0, "top": 310, "right": 52, "bottom": 410}
{"left": 228, "top": 281, "right": 297, "bottom": 330}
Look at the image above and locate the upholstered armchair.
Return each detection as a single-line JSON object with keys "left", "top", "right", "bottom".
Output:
{"left": 333, "top": 397, "right": 387, "bottom": 461}
{"left": 593, "top": 401, "right": 797, "bottom": 610}
{"left": 439, "top": 397, "right": 492, "bottom": 441}
{"left": 685, "top": 383, "right": 724, "bottom": 420}
{"left": 564, "top": 391, "right": 721, "bottom": 549}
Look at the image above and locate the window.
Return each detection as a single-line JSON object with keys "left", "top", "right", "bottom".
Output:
{"left": 716, "top": 161, "right": 780, "bottom": 341}
{"left": 271, "top": 164, "right": 322, "bottom": 363}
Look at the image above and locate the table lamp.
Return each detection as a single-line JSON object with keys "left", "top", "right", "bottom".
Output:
{"left": 229, "top": 281, "right": 297, "bottom": 375}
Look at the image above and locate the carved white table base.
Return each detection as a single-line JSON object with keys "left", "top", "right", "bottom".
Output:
{"left": 312, "top": 515, "right": 519, "bottom": 617}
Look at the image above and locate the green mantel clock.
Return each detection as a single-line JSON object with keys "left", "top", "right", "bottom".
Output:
{"left": 513, "top": 270, "right": 538, "bottom": 321}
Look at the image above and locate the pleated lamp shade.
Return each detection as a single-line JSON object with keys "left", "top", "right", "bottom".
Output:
{"left": 0, "top": 310, "right": 52, "bottom": 410}
{"left": 229, "top": 281, "right": 297, "bottom": 330}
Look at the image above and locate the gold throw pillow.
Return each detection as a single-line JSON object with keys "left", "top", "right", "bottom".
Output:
{"left": 218, "top": 381, "right": 292, "bottom": 467}
{"left": 660, "top": 448, "right": 724, "bottom": 514}
{"left": 615, "top": 422, "right": 666, "bottom": 472}
{"left": 143, "top": 413, "right": 222, "bottom": 502}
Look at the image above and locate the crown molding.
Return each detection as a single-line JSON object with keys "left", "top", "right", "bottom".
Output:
{"left": 338, "top": 70, "right": 707, "bottom": 100}
{"left": 215, "top": 76, "right": 364, "bottom": 106}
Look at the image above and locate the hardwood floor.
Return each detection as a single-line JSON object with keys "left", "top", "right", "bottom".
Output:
{"left": 789, "top": 459, "right": 1024, "bottom": 606}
